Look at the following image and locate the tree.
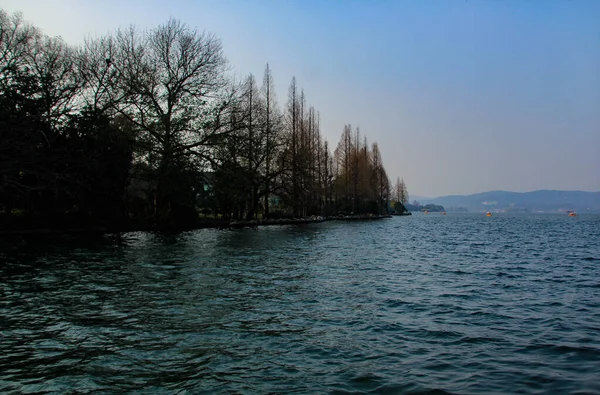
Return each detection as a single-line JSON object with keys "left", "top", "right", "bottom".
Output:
{"left": 26, "top": 32, "right": 81, "bottom": 130}
{"left": 379, "top": 170, "right": 391, "bottom": 215}
{"left": 108, "top": 18, "right": 233, "bottom": 226}
{"left": 370, "top": 143, "right": 391, "bottom": 215}
{"left": 61, "top": 111, "right": 134, "bottom": 223}
{"left": 393, "top": 177, "right": 408, "bottom": 204}
{"left": 1, "top": 9, "right": 400, "bottom": 230}
{"left": 370, "top": 143, "right": 381, "bottom": 214}
{"left": 0, "top": 11, "right": 83, "bottom": 220}
{"left": 0, "top": 11, "right": 38, "bottom": 210}
{"left": 393, "top": 177, "right": 401, "bottom": 203}
{"left": 399, "top": 178, "right": 408, "bottom": 204}
{"left": 0, "top": 10, "right": 136, "bottom": 226}
{"left": 261, "top": 62, "right": 280, "bottom": 218}
{"left": 331, "top": 125, "right": 392, "bottom": 216}
{"left": 333, "top": 124, "right": 353, "bottom": 211}
{"left": 281, "top": 77, "right": 301, "bottom": 216}
{"left": 77, "top": 35, "right": 122, "bottom": 117}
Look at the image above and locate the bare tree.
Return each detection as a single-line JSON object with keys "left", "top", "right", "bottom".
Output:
{"left": 371, "top": 142, "right": 388, "bottom": 214}
{"left": 0, "top": 10, "right": 36, "bottom": 85}
{"left": 108, "top": 18, "right": 232, "bottom": 223}
{"left": 1, "top": 11, "right": 83, "bottom": 205}
{"left": 77, "top": 35, "right": 122, "bottom": 116}
{"left": 238, "top": 72, "right": 276, "bottom": 219}
{"left": 333, "top": 124, "right": 353, "bottom": 211}
{"left": 283, "top": 76, "right": 300, "bottom": 216}
{"left": 399, "top": 178, "right": 408, "bottom": 204}
{"left": 25, "top": 30, "right": 81, "bottom": 130}
{"left": 0, "top": 10, "right": 39, "bottom": 205}
{"left": 393, "top": 177, "right": 401, "bottom": 203}
{"left": 351, "top": 127, "right": 361, "bottom": 213}
{"left": 261, "top": 62, "right": 282, "bottom": 217}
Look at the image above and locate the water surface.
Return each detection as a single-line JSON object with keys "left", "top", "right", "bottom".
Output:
{"left": 1, "top": 214, "right": 599, "bottom": 394}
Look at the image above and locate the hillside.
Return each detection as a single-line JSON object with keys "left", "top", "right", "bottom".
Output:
{"left": 420, "top": 190, "right": 600, "bottom": 213}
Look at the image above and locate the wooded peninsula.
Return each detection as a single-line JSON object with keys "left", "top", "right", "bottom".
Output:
{"left": 0, "top": 11, "right": 410, "bottom": 232}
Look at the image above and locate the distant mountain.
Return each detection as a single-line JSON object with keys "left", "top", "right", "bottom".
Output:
{"left": 420, "top": 190, "right": 600, "bottom": 213}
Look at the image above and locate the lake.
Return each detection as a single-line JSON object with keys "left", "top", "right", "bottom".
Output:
{"left": 1, "top": 214, "right": 599, "bottom": 394}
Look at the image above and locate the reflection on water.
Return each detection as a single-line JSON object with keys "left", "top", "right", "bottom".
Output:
{"left": 1, "top": 215, "right": 600, "bottom": 393}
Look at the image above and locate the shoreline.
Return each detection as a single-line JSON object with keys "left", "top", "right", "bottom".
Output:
{"left": 224, "top": 214, "right": 396, "bottom": 229}
{"left": 0, "top": 214, "right": 407, "bottom": 237}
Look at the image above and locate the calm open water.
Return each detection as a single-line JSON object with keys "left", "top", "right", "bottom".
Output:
{"left": 1, "top": 214, "right": 600, "bottom": 394}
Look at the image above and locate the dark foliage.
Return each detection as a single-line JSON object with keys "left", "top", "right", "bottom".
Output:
{"left": 1, "top": 10, "right": 400, "bottom": 232}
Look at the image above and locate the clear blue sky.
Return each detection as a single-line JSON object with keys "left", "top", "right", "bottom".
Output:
{"left": 2, "top": 0, "right": 599, "bottom": 197}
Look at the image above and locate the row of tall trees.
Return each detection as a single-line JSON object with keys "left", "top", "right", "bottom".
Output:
{"left": 332, "top": 125, "right": 392, "bottom": 215}
{"left": 0, "top": 10, "right": 397, "bottom": 229}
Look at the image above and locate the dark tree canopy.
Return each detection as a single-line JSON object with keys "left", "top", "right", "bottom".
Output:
{"left": 0, "top": 10, "right": 399, "bottom": 231}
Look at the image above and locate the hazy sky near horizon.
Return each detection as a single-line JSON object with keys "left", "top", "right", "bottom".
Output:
{"left": 1, "top": 0, "right": 599, "bottom": 197}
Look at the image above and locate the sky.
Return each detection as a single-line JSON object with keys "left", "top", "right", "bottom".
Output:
{"left": 1, "top": 0, "right": 599, "bottom": 198}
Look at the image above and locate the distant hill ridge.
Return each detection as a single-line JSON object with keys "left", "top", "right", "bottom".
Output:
{"left": 420, "top": 190, "right": 600, "bottom": 213}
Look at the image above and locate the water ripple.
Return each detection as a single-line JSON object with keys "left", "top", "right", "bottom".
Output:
{"left": 1, "top": 214, "right": 600, "bottom": 394}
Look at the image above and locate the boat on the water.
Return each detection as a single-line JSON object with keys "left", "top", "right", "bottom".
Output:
{"left": 486, "top": 212, "right": 492, "bottom": 217}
